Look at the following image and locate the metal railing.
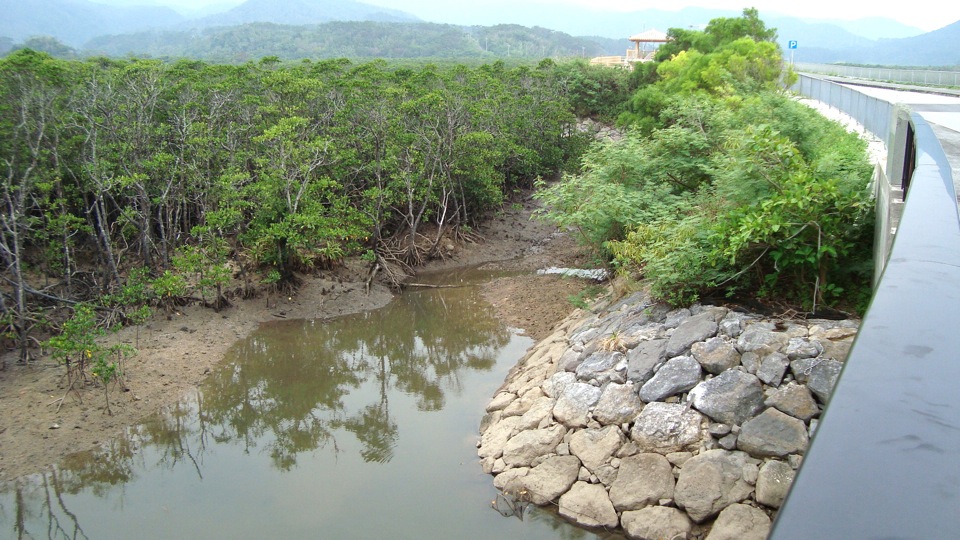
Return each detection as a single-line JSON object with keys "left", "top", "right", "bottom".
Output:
{"left": 792, "top": 76, "right": 904, "bottom": 278}
{"left": 795, "top": 63, "right": 960, "bottom": 87}
{"left": 771, "top": 75, "right": 960, "bottom": 538}
{"left": 793, "top": 75, "right": 894, "bottom": 141}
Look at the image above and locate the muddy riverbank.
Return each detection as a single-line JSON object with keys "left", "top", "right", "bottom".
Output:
{"left": 0, "top": 195, "right": 592, "bottom": 480}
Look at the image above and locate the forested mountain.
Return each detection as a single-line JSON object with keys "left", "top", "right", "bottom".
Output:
{"left": 796, "top": 19, "right": 960, "bottom": 65}
{"left": 0, "top": 0, "right": 184, "bottom": 47}
{"left": 83, "top": 22, "right": 607, "bottom": 61}
{"left": 405, "top": 3, "right": 924, "bottom": 43}
{"left": 828, "top": 17, "right": 925, "bottom": 40}
{"left": 2, "top": 0, "right": 958, "bottom": 67}
{"left": 190, "top": 0, "right": 419, "bottom": 28}
{"left": 768, "top": 18, "right": 876, "bottom": 52}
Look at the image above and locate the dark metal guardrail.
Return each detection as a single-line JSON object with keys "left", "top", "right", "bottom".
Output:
{"left": 771, "top": 76, "right": 960, "bottom": 538}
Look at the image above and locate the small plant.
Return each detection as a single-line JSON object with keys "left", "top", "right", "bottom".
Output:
{"left": 90, "top": 344, "right": 135, "bottom": 416}
{"left": 45, "top": 304, "right": 137, "bottom": 413}
{"left": 360, "top": 249, "right": 377, "bottom": 263}
{"left": 151, "top": 270, "right": 188, "bottom": 315}
{"left": 600, "top": 331, "right": 627, "bottom": 352}
{"left": 262, "top": 268, "right": 282, "bottom": 308}
{"left": 567, "top": 285, "right": 606, "bottom": 310}
{"left": 45, "top": 303, "right": 100, "bottom": 386}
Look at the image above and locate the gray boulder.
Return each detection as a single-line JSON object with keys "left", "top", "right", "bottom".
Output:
{"left": 788, "top": 357, "right": 817, "bottom": 384}
{"left": 501, "top": 424, "right": 566, "bottom": 467}
{"left": 553, "top": 382, "right": 602, "bottom": 427}
{"left": 785, "top": 337, "right": 824, "bottom": 360}
{"left": 592, "top": 382, "right": 643, "bottom": 425}
{"left": 756, "top": 460, "right": 795, "bottom": 508}
{"left": 666, "top": 311, "right": 719, "bottom": 357}
{"left": 630, "top": 402, "right": 704, "bottom": 454}
{"left": 609, "top": 453, "right": 675, "bottom": 511}
{"left": 664, "top": 308, "right": 692, "bottom": 329}
{"left": 502, "top": 387, "right": 544, "bottom": 417}
{"left": 558, "top": 481, "right": 619, "bottom": 528}
{"left": 569, "top": 425, "right": 624, "bottom": 472}
{"left": 557, "top": 348, "right": 584, "bottom": 372}
{"left": 639, "top": 356, "right": 702, "bottom": 402}
{"left": 576, "top": 350, "right": 627, "bottom": 385}
{"left": 493, "top": 466, "right": 528, "bottom": 491}
{"left": 542, "top": 371, "right": 577, "bottom": 399}
{"left": 485, "top": 391, "right": 516, "bottom": 413}
{"left": 736, "top": 326, "right": 789, "bottom": 356}
{"left": 705, "top": 504, "right": 771, "bottom": 540}
{"left": 757, "top": 352, "right": 790, "bottom": 387}
{"left": 765, "top": 382, "right": 819, "bottom": 421}
{"left": 692, "top": 337, "right": 742, "bottom": 375}
{"left": 738, "top": 408, "right": 809, "bottom": 458}
{"left": 740, "top": 351, "right": 761, "bottom": 375}
{"left": 621, "top": 506, "right": 693, "bottom": 540}
{"left": 689, "top": 370, "right": 765, "bottom": 425}
{"left": 719, "top": 313, "right": 747, "bottom": 338}
{"left": 503, "top": 454, "right": 580, "bottom": 505}
{"left": 626, "top": 339, "right": 668, "bottom": 385}
{"left": 478, "top": 416, "right": 521, "bottom": 459}
{"left": 674, "top": 449, "right": 756, "bottom": 523}
{"left": 807, "top": 358, "right": 844, "bottom": 403}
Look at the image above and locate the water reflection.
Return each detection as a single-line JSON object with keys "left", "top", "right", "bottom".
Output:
{"left": 200, "top": 287, "right": 510, "bottom": 470}
{"left": 1, "top": 274, "right": 623, "bottom": 540}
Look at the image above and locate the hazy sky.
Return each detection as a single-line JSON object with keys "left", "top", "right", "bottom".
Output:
{"left": 137, "top": 0, "right": 956, "bottom": 32}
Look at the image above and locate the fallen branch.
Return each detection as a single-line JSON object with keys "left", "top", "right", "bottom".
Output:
{"left": 402, "top": 283, "right": 464, "bottom": 289}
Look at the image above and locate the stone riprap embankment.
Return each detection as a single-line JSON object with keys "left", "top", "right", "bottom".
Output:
{"left": 477, "top": 291, "right": 858, "bottom": 539}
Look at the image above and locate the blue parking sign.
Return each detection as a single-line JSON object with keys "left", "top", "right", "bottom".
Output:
{"left": 788, "top": 40, "right": 798, "bottom": 49}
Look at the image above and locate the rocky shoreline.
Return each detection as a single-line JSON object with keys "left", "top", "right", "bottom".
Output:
{"left": 477, "top": 290, "right": 858, "bottom": 539}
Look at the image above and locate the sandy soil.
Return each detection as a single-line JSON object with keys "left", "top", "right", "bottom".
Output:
{"left": 0, "top": 193, "right": 594, "bottom": 481}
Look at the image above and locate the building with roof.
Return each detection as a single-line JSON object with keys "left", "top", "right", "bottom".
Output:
{"left": 590, "top": 28, "right": 670, "bottom": 68}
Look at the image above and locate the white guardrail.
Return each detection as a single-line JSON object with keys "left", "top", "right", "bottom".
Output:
{"left": 794, "top": 63, "right": 960, "bottom": 88}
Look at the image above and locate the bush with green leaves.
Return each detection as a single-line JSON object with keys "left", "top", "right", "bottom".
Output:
{"left": 538, "top": 9, "right": 875, "bottom": 312}
{"left": 551, "top": 59, "right": 637, "bottom": 121}
{"left": 44, "top": 304, "right": 135, "bottom": 412}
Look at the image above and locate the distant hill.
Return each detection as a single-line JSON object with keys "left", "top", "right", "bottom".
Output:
{"left": 403, "top": 4, "right": 923, "bottom": 42}
{"left": 405, "top": 3, "right": 737, "bottom": 39}
{"left": 190, "top": 0, "right": 420, "bottom": 28}
{"left": 830, "top": 17, "right": 924, "bottom": 40}
{"left": 768, "top": 18, "right": 877, "bottom": 52}
{"left": 0, "top": 0, "right": 184, "bottom": 47}
{"left": 82, "top": 21, "right": 606, "bottom": 62}
{"left": 797, "top": 19, "right": 960, "bottom": 65}
{"left": 2, "top": 0, "right": 957, "bottom": 67}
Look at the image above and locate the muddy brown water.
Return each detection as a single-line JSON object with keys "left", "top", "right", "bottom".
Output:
{"left": 0, "top": 268, "right": 623, "bottom": 540}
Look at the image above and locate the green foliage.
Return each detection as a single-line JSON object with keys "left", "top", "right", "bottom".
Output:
{"left": 151, "top": 270, "right": 188, "bottom": 313}
{"left": 552, "top": 60, "right": 637, "bottom": 120}
{"left": 45, "top": 304, "right": 101, "bottom": 382}
{"left": 44, "top": 304, "right": 135, "bottom": 410}
{"left": 608, "top": 213, "right": 722, "bottom": 307}
{"left": 709, "top": 167, "right": 874, "bottom": 310}
{"left": 656, "top": 8, "right": 777, "bottom": 61}
{"left": 105, "top": 267, "right": 152, "bottom": 307}
{"left": 0, "top": 52, "right": 591, "bottom": 357}
{"left": 539, "top": 9, "right": 875, "bottom": 312}
{"left": 534, "top": 135, "right": 693, "bottom": 253}
{"left": 567, "top": 285, "right": 606, "bottom": 310}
